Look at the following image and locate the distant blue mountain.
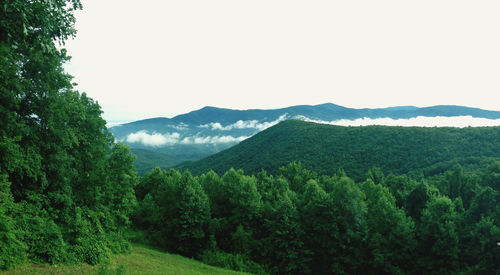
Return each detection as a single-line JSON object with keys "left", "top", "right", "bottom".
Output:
{"left": 172, "top": 103, "right": 500, "bottom": 124}
{"left": 108, "top": 103, "right": 500, "bottom": 171}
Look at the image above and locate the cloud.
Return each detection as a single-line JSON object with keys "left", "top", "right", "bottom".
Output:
{"left": 171, "top": 123, "right": 189, "bottom": 130}
{"left": 180, "top": 135, "right": 250, "bottom": 145}
{"left": 200, "top": 113, "right": 288, "bottom": 131}
{"left": 126, "top": 131, "right": 180, "bottom": 146}
{"left": 126, "top": 130, "right": 249, "bottom": 146}
{"left": 299, "top": 116, "right": 500, "bottom": 128}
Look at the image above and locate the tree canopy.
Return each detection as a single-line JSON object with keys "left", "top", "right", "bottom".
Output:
{"left": 134, "top": 160, "right": 500, "bottom": 274}
{"left": 1, "top": 0, "right": 137, "bottom": 269}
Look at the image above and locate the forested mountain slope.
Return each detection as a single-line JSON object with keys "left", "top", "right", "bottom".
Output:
{"left": 179, "top": 120, "right": 500, "bottom": 179}
{"left": 131, "top": 149, "right": 194, "bottom": 175}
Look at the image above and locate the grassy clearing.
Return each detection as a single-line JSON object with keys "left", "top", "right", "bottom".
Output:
{"left": 1, "top": 244, "right": 250, "bottom": 275}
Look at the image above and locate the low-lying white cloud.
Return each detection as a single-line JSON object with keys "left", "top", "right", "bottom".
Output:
{"left": 300, "top": 116, "right": 500, "bottom": 127}
{"left": 180, "top": 135, "right": 249, "bottom": 145}
{"left": 106, "top": 120, "right": 132, "bottom": 128}
{"left": 125, "top": 130, "right": 249, "bottom": 146}
{"left": 171, "top": 123, "right": 189, "bottom": 130}
{"left": 124, "top": 116, "right": 500, "bottom": 147}
{"left": 200, "top": 114, "right": 288, "bottom": 131}
{"left": 126, "top": 131, "right": 181, "bottom": 146}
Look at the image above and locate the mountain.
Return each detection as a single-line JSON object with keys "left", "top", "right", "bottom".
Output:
{"left": 108, "top": 103, "right": 500, "bottom": 173}
{"left": 130, "top": 149, "right": 194, "bottom": 175}
{"left": 178, "top": 120, "right": 500, "bottom": 180}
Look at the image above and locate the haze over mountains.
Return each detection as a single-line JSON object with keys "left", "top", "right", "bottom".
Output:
{"left": 108, "top": 103, "right": 500, "bottom": 173}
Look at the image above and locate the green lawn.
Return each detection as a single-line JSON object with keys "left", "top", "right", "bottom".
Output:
{"left": 1, "top": 244, "right": 250, "bottom": 275}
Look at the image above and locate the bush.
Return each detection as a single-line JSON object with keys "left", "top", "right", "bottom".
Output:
{"left": 68, "top": 208, "right": 112, "bottom": 265}
{"left": 20, "top": 215, "right": 67, "bottom": 264}
{"left": 0, "top": 175, "right": 26, "bottom": 270}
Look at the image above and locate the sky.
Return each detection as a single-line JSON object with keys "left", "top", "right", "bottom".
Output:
{"left": 63, "top": 0, "right": 500, "bottom": 122}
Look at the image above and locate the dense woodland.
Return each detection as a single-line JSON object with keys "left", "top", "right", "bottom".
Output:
{"left": 131, "top": 148, "right": 191, "bottom": 175}
{"left": 180, "top": 120, "right": 500, "bottom": 180}
{"left": 1, "top": 1, "right": 499, "bottom": 274}
{"left": 134, "top": 160, "right": 500, "bottom": 274}
{"left": 1, "top": 0, "right": 136, "bottom": 269}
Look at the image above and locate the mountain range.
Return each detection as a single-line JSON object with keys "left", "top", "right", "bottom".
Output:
{"left": 108, "top": 103, "right": 500, "bottom": 173}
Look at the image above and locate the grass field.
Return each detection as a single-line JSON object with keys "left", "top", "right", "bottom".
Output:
{"left": 1, "top": 244, "right": 250, "bottom": 275}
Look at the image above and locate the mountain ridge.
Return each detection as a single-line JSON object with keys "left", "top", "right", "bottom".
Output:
{"left": 177, "top": 120, "right": 500, "bottom": 179}
{"left": 108, "top": 103, "right": 500, "bottom": 173}
{"left": 113, "top": 103, "right": 500, "bottom": 128}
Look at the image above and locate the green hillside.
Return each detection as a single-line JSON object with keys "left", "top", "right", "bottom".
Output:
{"left": 131, "top": 149, "right": 194, "bottom": 175}
{"left": 179, "top": 120, "right": 500, "bottom": 179}
{"left": 1, "top": 244, "right": 249, "bottom": 275}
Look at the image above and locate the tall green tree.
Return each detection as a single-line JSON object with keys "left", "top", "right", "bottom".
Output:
{"left": 406, "top": 182, "right": 432, "bottom": 222}
{"left": 483, "top": 161, "right": 500, "bottom": 191}
{"left": 467, "top": 217, "right": 500, "bottom": 273}
{"left": 0, "top": 0, "right": 82, "bottom": 202}
{"left": 383, "top": 174, "right": 416, "bottom": 208}
{"left": 417, "top": 195, "right": 460, "bottom": 274}
{"left": 0, "top": 0, "right": 139, "bottom": 268}
{"left": 257, "top": 174, "right": 309, "bottom": 274}
{"left": 300, "top": 176, "right": 366, "bottom": 274}
{"left": 213, "top": 169, "right": 262, "bottom": 254}
{"left": 467, "top": 186, "right": 498, "bottom": 223}
{"left": 359, "top": 179, "right": 416, "bottom": 274}
{"left": 151, "top": 170, "right": 211, "bottom": 256}
{"left": 133, "top": 167, "right": 170, "bottom": 229}
{"left": 101, "top": 143, "right": 138, "bottom": 252}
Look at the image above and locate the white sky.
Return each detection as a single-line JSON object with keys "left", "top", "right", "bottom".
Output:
{"left": 63, "top": 0, "right": 500, "bottom": 122}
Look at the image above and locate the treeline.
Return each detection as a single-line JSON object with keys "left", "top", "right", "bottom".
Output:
{"left": 134, "top": 161, "right": 500, "bottom": 274}
{"left": 0, "top": 0, "right": 137, "bottom": 270}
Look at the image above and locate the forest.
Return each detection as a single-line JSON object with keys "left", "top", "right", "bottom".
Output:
{"left": 1, "top": 0, "right": 136, "bottom": 270}
{"left": 132, "top": 161, "right": 500, "bottom": 274}
{"left": 180, "top": 120, "right": 500, "bottom": 180}
{"left": 1, "top": 1, "right": 499, "bottom": 274}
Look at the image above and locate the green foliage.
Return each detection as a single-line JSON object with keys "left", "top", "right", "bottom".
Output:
{"left": 484, "top": 161, "right": 500, "bottom": 191}
{"left": 220, "top": 169, "right": 261, "bottom": 228}
{"left": 256, "top": 172, "right": 308, "bottom": 274}
{"left": 67, "top": 207, "right": 112, "bottom": 265}
{"left": 417, "top": 195, "right": 460, "bottom": 273}
{"left": 136, "top": 159, "right": 500, "bottom": 274}
{"left": 0, "top": 0, "right": 138, "bottom": 269}
{"left": 466, "top": 217, "right": 500, "bottom": 273}
{"left": 405, "top": 182, "right": 433, "bottom": 221}
{"left": 467, "top": 186, "right": 498, "bottom": 223}
{"left": 18, "top": 207, "right": 66, "bottom": 264}
{"left": 359, "top": 180, "right": 416, "bottom": 274}
{"left": 131, "top": 148, "right": 192, "bottom": 176}
{"left": 134, "top": 170, "right": 211, "bottom": 257}
{"left": 0, "top": 174, "right": 25, "bottom": 270}
{"left": 102, "top": 143, "right": 138, "bottom": 246}
{"left": 383, "top": 174, "right": 417, "bottom": 208}
{"left": 174, "top": 172, "right": 210, "bottom": 255}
